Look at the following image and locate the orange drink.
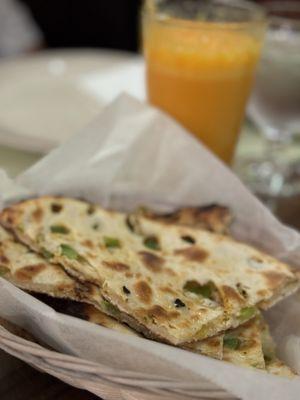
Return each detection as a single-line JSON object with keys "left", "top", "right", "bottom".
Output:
{"left": 143, "top": 0, "right": 266, "bottom": 164}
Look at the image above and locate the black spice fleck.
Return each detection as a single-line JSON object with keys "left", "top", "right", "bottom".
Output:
{"left": 174, "top": 298, "right": 186, "bottom": 308}
{"left": 51, "top": 203, "right": 62, "bottom": 213}
{"left": 123, "top": 286, "right": 131, "bottom": 295}
{"left": 181, "top": 235, "right": 196, "bottom": 244}
{"left": 125, "top": 216, "right": 134, "bottom": 232}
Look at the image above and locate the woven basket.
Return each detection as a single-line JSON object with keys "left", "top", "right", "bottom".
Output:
{"left": 0, "top": 325, "right": 236, "bottom": 400}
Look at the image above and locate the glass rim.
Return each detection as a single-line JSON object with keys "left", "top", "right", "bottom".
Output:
{"left": 142, "top": 0, "right": 267, "bottom": 30}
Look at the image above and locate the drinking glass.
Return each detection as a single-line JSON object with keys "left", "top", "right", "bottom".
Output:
{"left": 243, "top": 1, "right": 300, "bottom": 196}
{"left": 142, "top": 0, "right": 266, "bottom": 164}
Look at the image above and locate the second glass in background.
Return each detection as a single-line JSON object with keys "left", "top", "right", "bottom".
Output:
{"left": 243, "top": 1, "right": 300, "bottom": 197}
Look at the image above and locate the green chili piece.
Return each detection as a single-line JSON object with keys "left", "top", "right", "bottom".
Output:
{"left": 223, "top": 335, "right": 241, "bottom": 350}
{"left": 102, "top": 300, "right": 120, "bottom": 316}
{"left": 183, "top": 281, "right": 213, "bottom": 299}
{"left": 104, "top": 237, "right": 121, "bottom": 248}
{"left": 238, "top": 306, "right": 257, "bottom": 322}
{"left": 0, "top": 265, "right": 9, "bottom": 276}
{"left": 60, "top": 244, "right": 79, "bottom": 260}
{"left": 50, "top": 225, "right": 70, "bottom": 234}
{"left": 41, "top": 248, "right": 54, "bottom": 260}
{"left": 143, "top": 236, "right": 160, "bottom": 251}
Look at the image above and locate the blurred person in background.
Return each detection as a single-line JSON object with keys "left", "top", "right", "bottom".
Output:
{"left": 18, "top": 0, "right": 142, "bottom": 52}
{"left": 0, "top": 0, "right": 42, "bottom": 57}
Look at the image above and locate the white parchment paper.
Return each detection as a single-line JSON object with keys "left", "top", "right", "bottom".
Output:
{"left": 0, "top": 94, "right": 300, "bottom": 399}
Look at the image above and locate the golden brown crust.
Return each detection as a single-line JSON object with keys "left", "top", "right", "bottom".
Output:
{"left": 146, "top": 305, "right": 180, "bottom": 321}
{"left": 223, "top": 316, "right": 266, "bottom": 369}
{"left": 14, "top": 263, "right": 47, "bottom": 282}
{"left": 0, "top": 225, "right": 96, "bottom": 304}
{"left": 219, "top": 285, "right": 246, "bottom": 309}
{"left": 266, "top": 359, "right": 297, "bottom": 378}
{"left": 32, "top": 207, "right": 43, "bottom": 223}
{"left": 139, "top": 204, "right": 233, "bottom": 234}
{"left": 103, "top": 261, "right": 130, "bottom": 272}
{"left": 138, "top": 251, "right": 164, "bottom": 272}
{"left": 134, "top": 280, "right": 153, "bottom": 304}
{"left": 262, "top": 271, "right": 288, "bottom": 289}
{"left": 174, "top": 246, "right": 208, "bottom": 262}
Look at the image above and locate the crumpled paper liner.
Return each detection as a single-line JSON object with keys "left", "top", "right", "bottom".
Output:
{"left": 0, "top": 94, "right": 300, "bottom": 400}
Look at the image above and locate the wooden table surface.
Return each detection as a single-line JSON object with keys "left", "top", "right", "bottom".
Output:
{"left": 0, "top": 351, "right": 99, "bottom": 400}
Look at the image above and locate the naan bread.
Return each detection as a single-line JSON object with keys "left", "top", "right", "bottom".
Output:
{"left": 0, "top": 225, "right": 101, "bottom": 304}
{"left": 266, "top": 359, "right": 296, "bottom": 378}
{"left": 260, "top": 318, "right": 297, "bottom": 378}
{"left": 138, "top": 204, "right": 233, "bottom": 234}
{"left": 27, "top": 295, "right": 297, "bottom": 376}
{"left": 183, "top": 334, "right": 224, "bottom": 360}
{"left": 222, "top": 315, "right": 297, "bottom": 377}
{"left": 0, "top": 225, "right": 222, "bottom": 358}
{"left": 223, "top": 316, "right": 265, "bottom": 369}
{"left": 33, "top": 294, "right": 223, "bottom": 359}
{"left": 0, "top": 223, "right": 295, "bottom": 374}
{"left": 33, "top": 294, "right": 140, "bottom": 337}
{"left": 1, "top": 197, "right": 298, "bottom": 345}
{"left": 127, "top": 213, "right": 299, "bottom": 311}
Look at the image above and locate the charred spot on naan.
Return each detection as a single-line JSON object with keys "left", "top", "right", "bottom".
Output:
{"left": 103, "top": 261, "right": 130, "bottom": 272}
{"left": 159, "top": 286, "right": 177, "bottom": 295}
{"left": 32, "top": 207, "right": 43, "bottom": 223}
{"left": 56, "top": 281, "right": 78, "bottom": 293}
{"left": 0, "top": 254, "right": 9, "bottom": 264}
{"left": 146, "top": 305, "right": 180, "bottom": 322}
{"left": 14, "top": 263, "right": 47, "bottom": 282}
{"left": 174, "top": 246, "right": 208, "bottom": 263}
{"left": 138, "top": 251, "right": 164, "bottom": 272}
{"left": 0, "top": 206, "right": 22, "bottom": 227}
{"left": 188, "top": 204, "right": 233, "bottom": 234}
{"left": 262, "top": 271, "right": 288, "bottom": 289}
{"left": 134, "top": 280, "right": 153, "bottom": 304}
{"left": 125, "top": 271, "right": 133, "bottom": 278}
{"left": 164, "top": 268, "right": 177, "bottom": 277}
{"left": 219, "top": 285, "right": 246, "bottom": 309}
{"left": 208, "top": 337, "right": 222, "bottom": 348}
{"left": 73, "top": 281, "right": 99, "bottom": 301}
{"left": 140, "top": 204, "right": 233, "bottom": 234}
{"left": 81, "top": 239, "right": 94, "bottom": 249}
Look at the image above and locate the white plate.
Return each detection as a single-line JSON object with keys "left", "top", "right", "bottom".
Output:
{"left": 0, "top": 49, "right": 145, "bottom": 153}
